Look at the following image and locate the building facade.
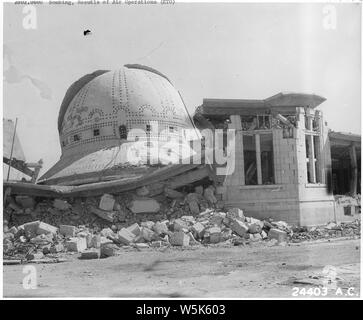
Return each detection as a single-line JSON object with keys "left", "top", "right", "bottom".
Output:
{"left": 195, "top": 93, "right": 339, "bottom": 226}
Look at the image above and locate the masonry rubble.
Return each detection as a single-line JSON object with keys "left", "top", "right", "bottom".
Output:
{"left": 3, "top": 184, "right": 361, "bottom": 263}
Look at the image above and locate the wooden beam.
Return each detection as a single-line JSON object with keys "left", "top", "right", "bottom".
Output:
{"left": 3, "top": 157, "right": 34, "bottom": 177}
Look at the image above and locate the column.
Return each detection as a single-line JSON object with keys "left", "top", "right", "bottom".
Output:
{"left": 256, "top": 133, "right": 262, "bottom": 185}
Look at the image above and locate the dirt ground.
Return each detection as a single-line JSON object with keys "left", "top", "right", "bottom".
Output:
{"left": 3, "top": 238, "right": 361, "bottom": 298}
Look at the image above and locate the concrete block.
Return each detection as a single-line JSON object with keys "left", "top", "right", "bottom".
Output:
{"left": 268, "top": 228, "right": 287, "bottom": 243}
{"left": 89, "top": 206, "right": 115, "bottom": 222}
{"left": 164, "top": 188, "right": 184, "bottom": 199}
{"left": 170, "top": 231, "right": 190, "bottom": 246}
{"left": 209, "top": 213, "right": 224, "bottom": 226}
{"left": 128, "top": 198, "right": 160, "bottom": 214}
{"left": 248, "top": 223, "right": 262, "bottom": 234}
{"left": 230, "top": 219, "right": 249, "bottom": 237}
{"left": 118, "top": 228, "right": 136, "bottom": 245}
{"left": 99, "top": 194, "right": 116, "bottom": 211}
{"left": 141, "top": 221, "right": 155, "bottom": 229}
{"left": 188, "top": 200, "right": 200, "bottom": 215}
{"left": 152, "top": 222, "right": 169, "bottom": 235}
{"left": 187, "top": 232, "right": 200, "bottom": 245}
{"left": 173, "top": 218, "right": 189, "bottom": 231}
{"left": 37, "top": 222, "right": 58, "bottom": 235}
{"left": 126, "top": 223, "right": 141, "bottom": 236}
{"left": 50, "top": 243, "right": 64, "bottom": 253}
{"left": 141, "top": 227, "right": 156, "bottom": 242}
{"left": 100, "top": 227, "right": 115, "bottom": 238}
{"left": 136, "top": 186, "right": 150, "bottom": 197}
{"left": 227, "top": 208, "right": 245, "bottom": 221}
{"left": 191, "top": 222, "right": 205, "bottom": 238}
{"left": 21, "top": 221, "right": 40, "bottom": 237}
{"left": 59, "top": 225, "right": 77, "bottom": 237}
{"left": 80, "top": 249, "right": 100, "bottom": 259}
{"left": 26, "top": 251, "right": 44, "bottom": 260}
{"left": 101, "top": 243, "right": 119, "bottom": 257}
{"left": 204, "top": 186, "right": 217, "bottom": 204}
{"left": 90, "top": 235, "right": 101, "bottom": 248}
{"left": 195, "top": 186, "right": 204, "bottom": 195}
{"left": 65, "top": 237, "right": 87, "bottom": 252}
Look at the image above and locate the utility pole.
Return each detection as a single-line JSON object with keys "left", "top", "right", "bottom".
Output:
{"left": 7, "top": 117, "right": 18, "bottom": 181}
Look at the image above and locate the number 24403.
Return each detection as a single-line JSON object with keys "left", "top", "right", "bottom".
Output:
{"left": 292, "top": 287, "right": 328, "bottom": 297}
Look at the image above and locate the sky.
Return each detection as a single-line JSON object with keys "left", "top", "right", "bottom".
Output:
{"left": 2, "top": 2, "right": 361, "bottom": 175}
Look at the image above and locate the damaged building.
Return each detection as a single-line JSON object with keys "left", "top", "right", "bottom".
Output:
{"left": 3, "top": 65, "right": 361, "bottom": 228}
{"left": 194, "top": 93, "right": 361, "bottom": 226}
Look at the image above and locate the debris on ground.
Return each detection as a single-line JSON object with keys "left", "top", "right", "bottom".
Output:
{"left": 3, "top": 185, "right": 361, "bottom": 263}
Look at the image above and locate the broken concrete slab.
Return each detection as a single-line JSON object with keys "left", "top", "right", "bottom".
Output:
{"left": 37, "top": 222, "right": 58, "bottom": 235}
{"left": 99, "top": 194, "right": 116, "bottom": 211}
{"left": 128, "top": 198, "right": 160, "bottom": 214}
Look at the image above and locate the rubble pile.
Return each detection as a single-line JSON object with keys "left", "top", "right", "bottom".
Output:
{"left": 289, "top": 220, "right": 361, "bottom": 242}
{"left": 3, "top": 185, "right": 361, "bottom": 263}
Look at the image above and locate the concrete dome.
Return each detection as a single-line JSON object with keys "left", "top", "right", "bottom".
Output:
{"left": 39, "top": 64, "right": 198, "bottom": 185}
